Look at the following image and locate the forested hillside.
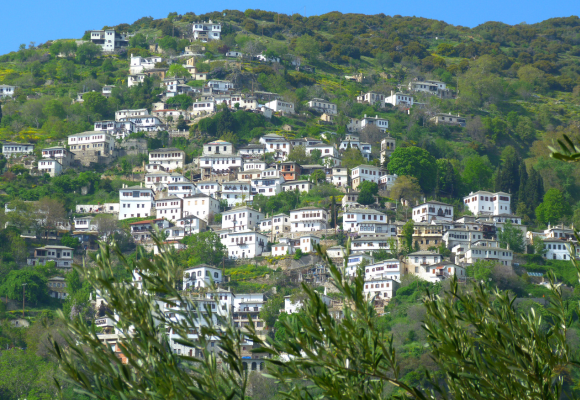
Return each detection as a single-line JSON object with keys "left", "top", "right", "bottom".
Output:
{"left": 1, "top": 9, "right": 580, "bottom": 400}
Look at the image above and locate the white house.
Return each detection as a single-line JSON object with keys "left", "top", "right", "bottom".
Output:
{"left": 115, "top": 108, "right": 149, "bottom": 121}
{"left": 356, "top": 92, "right": 384, "bottom": 106}
{"left": 203, "top": 140, "right": 234, "bottom": 156}
{"left": 191, "top": 100, "right": 216, "bottom": 115}
{"left": 226, "top": 230, "right": 268, "bottom": 259}
{"left": 198, "top": 155, "right": 243, "bottom": 179}
{"left": 290, "top": 207, "right": 329, "bottom": 232}
{"left": 156, "top": 196, "right": 183, "bottom": 222}
{"left": 128, "top": 74, "right": 147, "bottom": 88}
{"left": 238, "top": 144, "right": 266, "bottom": 157}
{"left": 330, "top": 167, "right": 349, "bottom": 187}
{"left": 73, "top": 216, "right": 98, "bottom": 232}
{"left": 284, "top": 293, "right": 332, "bottom": 314}
{"left": 220, "top": 181, "right": 252, "bottom": 207}
{"left": 149, "top": 148, "right": 186, "bottom": 170}
{"left": 221, "top": 206, "right": 264, "bottom": 232}
{"left": 119, "top": 184, "right": 155, "bottom": 220}
{"left": 251, "top": 169, "right": 285, "bottom": 198}
{"left": 129, "top": 54, "right": 163, "bottom": 74}
{"left": 196, "top": 181, "right": 221, "bottom": 198}
{"left": 129, "top": 219, "right": 170, "bottom": 242}
{"left": 384, "top": 91, "right": 414, "bottom": 107}
{"left": 351, "top": 235, "right": 397, "bottom": 254}
{"left": 405, "top": 250, "right": 444, "bottom": 275}
{"left": 378, "top": 174, "right": 398, "bottom": 190}
{"left": 344, "top": 253, "right": 375, "bottom": 277}
{"left": 361, "top": 115, "right": 389, "bottom": 132}
{"left": 193, "top": 21, "right": 221, "bottom": 42}
{"left": 182, "top": 193, "right": 220, "bottom": 222}
{"left": 164, "top": 215, "right": 206, "bottom": 240}
{"left": 363, "top": 278, "right": 399, "bottom": 301}
{"left": 68, "top": 132, "right": 115, "bottom": 155}
{"left": 28, "top": 245, "right": 74, "bottom": 268}
{"left": 89, "top": 30, "right": 128, "bottom": 51}
{"left": 307, "top": 98, "right": 337, "bottom": 115}
{"left": 207, "top": 80, "right": 234, "bottom": 92}
{"left": 271, "top": 238, "right": 295, "bottom": 257}
{"left": 226, "top": 51, "right": 243, "bottom": 58}
{"left": 306, "top": 143, "right": 339, "bottom": 159}
{"left": 412, "top": 201, "right": 454, "bottom": 223}
{"left": 243, "top": 160, "right": 268, "bottom": 171}
{"left": 343, "top": 208, "right": 390, "bottom": 234}
{"left": 281, "top": 180, "right": 313, "bottom": 193}
{"left": 463, "top": 245, "right": 513, "bottom": 267}
{"left": 297, "top": 235, "right": 321, "bottom": 253}
{"left": 0, "top": 84, "right": 16, "bottom": 98}
{"left": 2, "top": 142, "right": 34, "bottom": 157}
{"left": 542, "top": 239, "right": 578, "bottom": 261}
{"left": 145, "top": 172, "right": 190, "bottom": 190}
{"left": 408, "top": 80, "right": 447, "bottom": 94}
{"left": 364, "top": 259, "right": 402, "bottom": 281}
{"left": 264, "top": 99, "right": 295, "bottom": 114}
{"left": 183, "top": 265, "right": 223, "bottom": 289}
{"left": 463, "top": 191, "right": 511, "bottom": 216}
{"left": 41, "top": 146, "right": 73, "bottom": 167}
{"left": 326, "top": 245, "right": 346, "bottom": 259}
{"left": 37, "top": 159, "right": 63, "bottom": 177}
{"left": 350, "top": 165, "right": 383, "bottom": 190}
{"left": 260, "top": 213, "right": 291, "bottom": 233}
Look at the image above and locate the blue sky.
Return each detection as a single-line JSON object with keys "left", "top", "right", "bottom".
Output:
{"left": 1, "top": 0, "right": 578, "bottom": 55}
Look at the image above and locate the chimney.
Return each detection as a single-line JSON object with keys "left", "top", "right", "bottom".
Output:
{"left": 391, "top": 90, "right": 394, "bottom": 96}
{"left": 140, "top": 182, "right": 143, "bottom": 188}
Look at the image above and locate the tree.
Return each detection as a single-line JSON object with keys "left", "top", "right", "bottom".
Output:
{"left": 357, "top": 181, "right": 379, "bottom": 205}
{"left": 435, "top": 159, "right": 459, "bottom": 199}
{"left": 61, "top": 234, "right": 80, "bottom": 249}
{"left": 37, "top": 197, "right": 66, "bottom": 239}
{"left": 167, "top": 64, "right": 190, "bottom": 78}
{"left": 65, "top": 268, "right": 82, "bottom": 295}
{"left": 286, "top": 145, "right": 310, "bottom": 164}
{"left": 0, "top": 269, "right": 48, "bottom": 305}
{"left": 94, "top": 214, "right": 119, "bottom": 242}
{"left": 167, "top": 94, "right": 193, "bottom": 111}
{"left": 76, "top": 42, "right": 102, "bottom": 64}
{"left": 83, "top": 92, "right": 109, "bottom": 117}
{"left": 310, "top": 169, "right": 325, "bottom": 184}
{"left": 259, "top": 294, "right": 284, "bottom": 328}
{"left": 495, "top": 146, "right": 520, "bottom": 197}
{"left": 129, "top": 33, "right": 149, "bottom": 49}
{"left": 401, "top": 219, "right": 414, "bottom": 254}
{"left": 180, "top": 231, "right": 226, "bottom": 266}
{"left": 340, "top": 148, "right": 366, "bottom": 169}
{"left": 497, "top": 221, "right": 525, "bottom": 253}
{"left": 54, "top": 238, "right": 580, "bottom": 400}
{"left": 388, "top": 175, "right": 422, "bottom": 203}
{"left": 461, "top": 155, "right": 493, "bottom": 193}
{"left": 294, "top": 34, "right": 320, "bottom": 62}
{"left": 388, "top": 146, "right": 437, "bottom": 193}
{"left": 536, "top": 189, "right": 571, "bottom": 225}
{"left": 58, "top": 59, "right": 76, "bottom": 81}
{"left": 4, "top": 200, "right": 37, "bottom": 233}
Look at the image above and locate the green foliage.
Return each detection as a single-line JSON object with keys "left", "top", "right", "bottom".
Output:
{"left": 357, "top": 181, "right": 379, "bottom": 206}
{"left": 60, "top": 233, "right": 80, "bottom": 249}
{"left": 340, "top": 148, "right": 367, "bottom": 169}
{"left": 179, "top": 231, "right": 226, "bottom": 267}
{"left": 497, "top": 221, "right": 525, "bottom": 253}
{"left": 536, "top": 188, "right": 572, "bottom": 225}
{"left": 389, "top": 147, "right": 437, "bottom": 193}
{"left": 259, "top": 294, "right": 285, "bottom": 328}
{"left": 167, "top": 64, "right": 190, "bottom": 78}
{"left": 466, "top": 259, "right": 496, "bottom": 281}
{"left": 293, "top": 249, "right": 303, "bottom": 260}
{"left": 75, "top": 42, "right": 102, "bottom": 64}
{"left": 0, "top": 268, "right": 48, "bottom": 305}
{"left": 401, "top": 220, "right": 414, "bottom": 254}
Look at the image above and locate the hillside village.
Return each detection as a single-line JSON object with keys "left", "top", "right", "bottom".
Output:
{"left": 1, "top": 10, "right": 580, "bottom": 398}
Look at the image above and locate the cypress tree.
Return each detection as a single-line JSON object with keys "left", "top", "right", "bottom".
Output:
{"left": 0, "top": 101, "right": 3, "bottom": 124}
{"left": 515, "top": 163, "right": 528, "bottom": 208}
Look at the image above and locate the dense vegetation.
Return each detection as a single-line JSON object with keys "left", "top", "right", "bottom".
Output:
{"left": 1, "top": 9, "right": 580, "bottom": 399}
